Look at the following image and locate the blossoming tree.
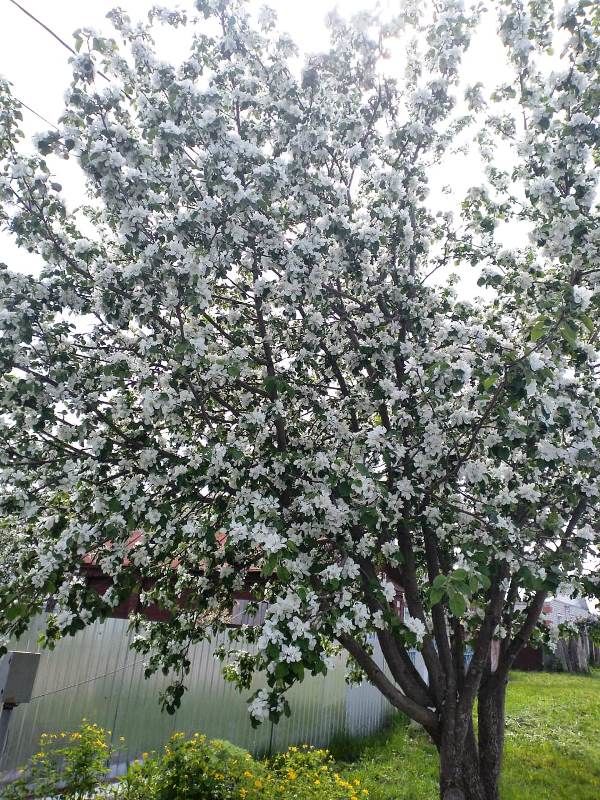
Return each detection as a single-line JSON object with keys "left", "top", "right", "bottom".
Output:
{"left": 1, "top": 1, "right": 599, "bottom": 798}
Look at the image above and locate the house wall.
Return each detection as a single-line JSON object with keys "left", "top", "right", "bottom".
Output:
{"left": 0, "top": 616, "right": 396, "bottom": 779}
{"left": 542, "top": 599, "right": 591, "bottom": 627}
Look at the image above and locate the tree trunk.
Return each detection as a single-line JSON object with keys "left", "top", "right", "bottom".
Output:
{"left": 436, "top": 675, "right": 508, "bottom": 800}
{"left": 438, "top": 736, "right": 468, "bottom": 800}
{"left": 477, "top": 671, "right": 508, "bottom": 800}
{"left": 438, "top": 718, "right": 487, "bottom": 800}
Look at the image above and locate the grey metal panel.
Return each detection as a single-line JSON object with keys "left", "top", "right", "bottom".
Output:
{"left": 170, "top": 633, "right": 272, "bottom": 756}
{"left": 1, "top": 617, "right": 134, "bottom": 772}
{"left": 1, "top": 618, "right": 394, "bottom": 777}
{"left": 270, "top": 652, "right": 348, "bottom": 751}
{"left": 345, "top": 638, "right": 394, "bottom": 737}
{"left": 409, "top": 649, "right": 428, "bottom": 683}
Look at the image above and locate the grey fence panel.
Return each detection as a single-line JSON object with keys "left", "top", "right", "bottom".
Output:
{"left": 1, "top": 617, "right": 395, "bottom": 778}
{"left": 1, "top": 617, "right": 140, "bottom": 773}
{"left": 105, "top": 646, "right": 177, "bottom": 765}
{"left": 168, "top": 634, "right": 272, "bottom": 757}
{"left": 345, "top": 681, "right": 391, "bottom": 738}
{"left": 269, "top": 652, "right": 348, "bottom": 752}
{"left": 409, "top": 649, "right": 428, "bottom": 683}
{"left": 344, "top": 638, "right": 394, "bottom": 738}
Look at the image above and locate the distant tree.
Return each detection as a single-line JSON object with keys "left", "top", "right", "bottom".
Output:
{"left": 1, "top": 2, "right": 599, "bottom": 798}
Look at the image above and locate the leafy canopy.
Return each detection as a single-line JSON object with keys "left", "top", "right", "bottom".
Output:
{"left": 0, "top": 0, "right": 599, "bottom": 730}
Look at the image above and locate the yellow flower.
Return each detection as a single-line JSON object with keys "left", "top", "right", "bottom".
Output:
{"left": 287, "top": 769, "right": 297, "bottom": 781}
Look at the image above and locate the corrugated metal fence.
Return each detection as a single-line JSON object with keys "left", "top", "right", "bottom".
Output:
{"left": 1, "top": 616, "right": 401, "bottom": 777}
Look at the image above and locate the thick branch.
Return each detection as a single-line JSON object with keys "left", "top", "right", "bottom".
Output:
{"left": 338, "top": 633, "right": 438, "bottom": 732}
{"left": 457, "top": 563, "right": 509, "bottom": 724}
{"left": 377, "top": 631, "right": 433, "bottom": 708}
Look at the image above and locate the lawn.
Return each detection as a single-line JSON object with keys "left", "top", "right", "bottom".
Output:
{"left": 334, "top": 670, "right": 600, "bottom": 800}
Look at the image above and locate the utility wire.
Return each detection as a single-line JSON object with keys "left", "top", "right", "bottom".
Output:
{"left": 30, "top": 657, "right": 148, "bottom": 701}
{"left": 8, "top": 0, "right": 77, "bottom": 55}
{"left": 7, "top": 0, "right": 110, "bottom": 82}
{"left": 13, "top": 95, "right": 58, "bottom": 130}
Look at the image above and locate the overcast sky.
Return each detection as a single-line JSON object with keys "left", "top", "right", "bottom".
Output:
{"left": 2, "top": 0, "right": 402, "bottom": 136}
{"left": 0, "top": 0, "right": 518, "bottom": 282}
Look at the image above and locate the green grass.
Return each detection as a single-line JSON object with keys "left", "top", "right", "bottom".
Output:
{"left": 334, "top": 670, "right": 600, "bottom": 800}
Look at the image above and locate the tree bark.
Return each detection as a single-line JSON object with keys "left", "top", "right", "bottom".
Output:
{"left": 477, "top": 671, "right": 508, "bottom": 800}
{"left": 439, "top": 728, "right": 467, "bottom": 800}
{"left": 435, "top": 669, "right": 510, "bottom": 800}
{"left": 438, "top": 715, "right": 498, "bottom": 800}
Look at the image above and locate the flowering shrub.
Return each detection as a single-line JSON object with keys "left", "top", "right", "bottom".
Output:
{"left": 0, "top": 721, "right": 110, "bottom": 799}
{"left": 245, "top": 745, "right": 368, "bottom": 800}
{"left": 1, "top": 725, "right": 367, "bottom": 800}
{"left": 118, "top": 738, "right": 366, "bottom": 800}
{"left": 118, "top": 733, "right": 260, "bottom": 800}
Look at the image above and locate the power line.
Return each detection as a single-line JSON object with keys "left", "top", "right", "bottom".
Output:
{"left": 13, "top": 95, "right": 58, "bottom": 130}
{"left": 30, "top": 657, "right": 148, "bottom": 701}
{"left": 8, "top": 0, "right": 77, "bottom": 56}
{"left": 7, "top": 0, "right": 110, "bottom": 82}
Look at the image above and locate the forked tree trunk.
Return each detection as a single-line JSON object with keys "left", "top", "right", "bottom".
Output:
{"left": 439, "top": 730, "right": 486, "bottom": 800}
{"left": 437, "top": 675, "right": 508, "bottom": 800}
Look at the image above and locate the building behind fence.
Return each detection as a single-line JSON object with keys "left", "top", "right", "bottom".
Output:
{"left": 1, "top": 615, "right": 425, "bottom": 778}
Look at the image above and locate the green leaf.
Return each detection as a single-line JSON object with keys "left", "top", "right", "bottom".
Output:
{"left": 263, "top": 375, "right": 288, "bottom": 395}
{"left": 483, "top": 372, "right": 500, "bottom": 390}
{"left": 360, "top": 508, "right": 378, "bottom": 529}
{"left": 261, "top": 553, "right": 279, "bottom": 576}
{"left": 335, "top": 481, "right": 352, "bottom": 499}
{"left": 5, "top": 604, "right": 22, "bottom": 621}
{"left": 478, "top": 573, "right": 492, "bottom": 590}
{"left": 291, "top": 662, "right": 305, "bottom": 681}
{"left": 560, "top": 322, "right": 578, "bottom": 345}
{"left": 297, "top": 586, "right": 308, "bottom": 602}
{"left": 430, "top": 587, "right": 444, "bottom": 606}
{"left": 274, "top": 662, "right": 288, "bottom": 679}
{"left": 530, "top": 317, "right": 547, "bottom": 342}
{"left": 448, "top": 593, "right": 467, "bottom": 618}
{"left": 452, "top": 569, "right": 469, "bottom": 582}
